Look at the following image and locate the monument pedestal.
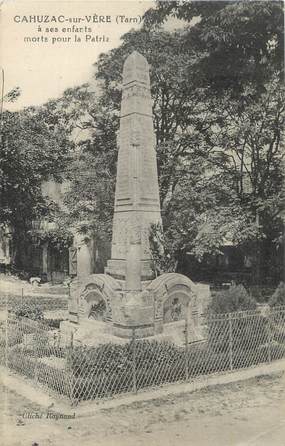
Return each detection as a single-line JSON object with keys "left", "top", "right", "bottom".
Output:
{"left": 63, "top": 270, "right": 208, "bottom": 342}
{"left": 60, "top": 319, "right": 128, "bottom": 347}
{"left": 60, "top": 302, "right": 206, "bottom": 347}
{"left": 111, "top": 287, "right": 155, "bottom": 338}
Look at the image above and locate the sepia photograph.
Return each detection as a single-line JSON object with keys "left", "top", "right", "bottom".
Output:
{"left": 0, "top": 0, "right": 284, "bottom": 445}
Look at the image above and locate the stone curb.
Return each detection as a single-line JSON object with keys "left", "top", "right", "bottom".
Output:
{"left": 1, "top": 359, "right": 285, "bottom": 417}
{"left": 75, "top": 359, "right": 285, "bottom": 416}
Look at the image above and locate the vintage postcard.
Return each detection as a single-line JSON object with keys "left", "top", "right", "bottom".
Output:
{"left": 0, "top": 1, "right": 284, "bottom": 445}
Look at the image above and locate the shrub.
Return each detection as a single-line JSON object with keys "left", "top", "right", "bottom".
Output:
{"left": 207, "top": 311, "right": 267, "bottom": 355}
{"left": 249, "top": 286, "right": 275, "bottom": 303}
{"left": 268, "top": 286, "right": 285, "bottom": 343}
{"left": 68, "top": 336, "right": 277, "bottom": 401}
{"left": 37, "top": 362, "right": 69, "bottom": 396}
{"left": 14, "top": 303, "right": 44, "bottom": 321}
{"left": 209, "top": 284, "right": 257, "bottom": 315}
{"left": 207, "top": 285, "right": 267, "bottom": 355}
{"left": 0, "top": 327, "right": 23, "bottom": 348}
{"left": 4, "top": 327, "right": 285, "bottom": 402}
{"left": 69, "top": 341, "right": 186, "bottom": 400}
{"left": 269, "top": 282, "right": 285, "bottom": 307}
{"left": 7, "top": 349, "right": 37, "bottom": 378}
{"left": 43, "top": 319, "right": 64, "bottom": 329}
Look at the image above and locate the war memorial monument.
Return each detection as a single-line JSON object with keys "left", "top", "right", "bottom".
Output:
{"left": 61, "top": 51, "right": 207, "bottom": 345}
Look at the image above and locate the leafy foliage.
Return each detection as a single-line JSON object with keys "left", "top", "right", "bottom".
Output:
{"left": 144, "top": 2, "right": 284, "bottom": 278}
{"left": 207, "top": 285, "right": 264, "bottom": 357}
{"left": 144, "top": 1, "right": 284, "bottom": 95}
{"left": 14, "top": 303, "right": 44, "bottom": 321}
{"left": 33, "top": 221, "right": 73, "bottom": 250}
{"left": 0, "top": 97, "right": 74, "bottom": 262}
{"left": 2, "top": 2, "right": 283, "bottom": 283}
{"left": 149, "top": 223, "right": 177, "bottom": 274}
{"left": 269, "top": 282, "right": 285, "bottom": 307}
{"left": 209, "top": 284, "right": 257, "bottom": 314}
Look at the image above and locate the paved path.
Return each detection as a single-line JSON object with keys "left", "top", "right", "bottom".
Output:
{"left": 1, "top": 372, "right": 284, "bottom": 446}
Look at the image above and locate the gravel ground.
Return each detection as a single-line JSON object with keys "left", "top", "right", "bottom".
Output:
{"left": 0, "top": 275, "right": 68, "bottom": 296}
{"left": 1, "top": 372, "right": 285, "bottom": 446}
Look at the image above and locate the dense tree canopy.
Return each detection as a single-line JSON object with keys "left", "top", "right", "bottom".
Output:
{"left": 144, "top": 1, "right": 284, "bottom": 95}
{"left": 2, "top": 1, "right": 283, "bottom": 284}
{"left": 42, "top": 1, "right": 284, "bottom": 283}
{"left": 0, "top": 96, "right": 73, "bottom": 260}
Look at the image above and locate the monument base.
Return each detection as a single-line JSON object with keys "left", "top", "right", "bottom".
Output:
{"left": 112, "top": 322, "right": 155, "bottom": 338}
{"left": 60, "top": 319, "right": 129, "bottom": 347}
{"left": 60, "top": 318, "right": 204, "bottom": 348}
{"left": 64, "top": 272, "right": 209, "bottom": 342}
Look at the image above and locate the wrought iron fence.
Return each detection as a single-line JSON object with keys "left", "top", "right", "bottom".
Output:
{"left": 0, "top": 306, "right": 284, "bottom": 406}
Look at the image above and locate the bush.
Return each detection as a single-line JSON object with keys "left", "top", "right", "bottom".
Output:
{"left": 207, "top": 285, "right": 267, "bottom": 355}
{"left": 69, "top": 336, "right": 278, "bottom": 401}
{"left": 3, "top": 326, "right": 285, "bottom": 402}
{"left": 37, "top": 362, "right": 69, "bottom": 396}
{"left": 70, "top": 341, "right": 186, "bottom": 400}
{"left": 43, "top": 319, "right": 64, "bottom": 329}
{"left": 0, "top": 327, "right": 23, "bottom": 348}
{"left": 269, "top": 282, "right": 285, "bottom": 307}
{"left": 249, "top": 286, "right": 275, "bottom": 303}
{"left": 209, "top": 284, "right": 257, "bottom": 315}
{"left": 6, "top": 347, "right": 69, "bottom": 396}
{"left": 14, "top": 303, "right": 44, "bottom": 321}
{"left": 268, "top": 287, "right": 285, "bottom": 343}
{"left": 7, "top": 349, "right": 37, "bottom": 378}
{"left": 207, "top": 311, "right": 268, "bottom": 355}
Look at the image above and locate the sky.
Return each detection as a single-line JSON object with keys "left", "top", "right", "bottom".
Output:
{"left": 1, "top": 0, "right": 157, "bottom": 111}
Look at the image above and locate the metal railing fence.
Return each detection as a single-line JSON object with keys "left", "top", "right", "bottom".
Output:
{"left": 0, "top": 293, "right": 68, "bottom": 310}
{"left": 0, "top": 305, "right": 284, "bottom": 405}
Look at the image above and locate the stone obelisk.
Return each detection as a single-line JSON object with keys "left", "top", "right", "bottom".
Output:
{"left": 105, "top": 51, "right": 161, "bottom": 285}
{"left": 62, "top": 51, "right": 201, "bottom": 342}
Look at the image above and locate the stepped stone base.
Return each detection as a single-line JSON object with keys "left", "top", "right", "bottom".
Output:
{"left": 60, "top": 318, "right": 204, "bottom": 348}
{"left": 60, "top": 320, "right": 128, "bottom": 347}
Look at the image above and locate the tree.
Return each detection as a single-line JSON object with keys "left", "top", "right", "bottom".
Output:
{"left": 0, "top": 97, "right": 73, "bottom": 266}
{"left": 144, "top": 1, "right": 284, "bottom": 96}
{"left": 39, "top": 87, "right": 118, "bottom": 242}
{"left": 142, "top": 1, "right": 284, "bottom": 281}
{"left": 94, "top": 28, "right": 204, "bottom": 206}
{"left": 45, "top": 28, "right": 201, "bottom": 238}
{"left": 38, "top": 2, "right": 284, "bottom": 284}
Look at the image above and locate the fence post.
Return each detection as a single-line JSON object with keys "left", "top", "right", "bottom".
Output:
{"left": 34, "top": 325, "right": 39, "bottom": 384}
{"left": 229, "top": 314, "right": 233, "bottom": 371}
{"left": 267, "top": 311, "right": 272, "bottom": 363}
{"left": 5, "top": 318, "right": 9, "bottom": 369}
{"left": 185, "top": 317, "right": 189, "bottom": 381}
{"left": 132, "top": 328, "right": 137, "bottom": 394}
{"left": 67, "top": 331, "right": 74, "bottom": 405}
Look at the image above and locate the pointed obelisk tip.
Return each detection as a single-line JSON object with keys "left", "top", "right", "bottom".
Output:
{"left": 125, "top": 50, "right": 148, "bottom": 64}
{"left": 123, "top": 50, "right": 150, "bottom": 85}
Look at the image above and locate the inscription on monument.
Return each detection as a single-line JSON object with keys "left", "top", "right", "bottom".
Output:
{"left": 106, "top": 51, "right": 161, "bottom": 280}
